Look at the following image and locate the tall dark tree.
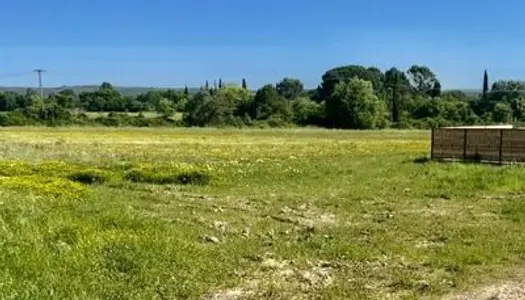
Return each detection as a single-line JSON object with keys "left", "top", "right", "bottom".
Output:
{"left": 205, "top": 80, "right": 209, "bottom": 91}
{"left": 384, "top": 67, "right": 410, "bottom": 123}
{"left": 483, "top": 70, "right": 489, "bottom": 99}
{"left": 184, "top": 85, "right": 189, "bottom": 96}
{"left": 430, "top": 81, "right": 442, "bottom": 98}
{"left": 242, "top": 78, "right": 247, "bottom": 90}
{"left": 219, "top": 78, "right": 223, "bottom": 89}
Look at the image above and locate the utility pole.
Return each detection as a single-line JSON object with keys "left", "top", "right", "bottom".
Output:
{"left": 33, "top": 69, "right": 48, "bottom": 122}
{"left": 33, "top": 69, "right": 46, "bottom": 99}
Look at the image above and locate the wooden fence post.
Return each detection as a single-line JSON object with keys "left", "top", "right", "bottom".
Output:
{"left": 499, "top": 129, "right": 504, "bottom": 163}
{"left": 463, "top": 129, "right": 468, "bottom": 160}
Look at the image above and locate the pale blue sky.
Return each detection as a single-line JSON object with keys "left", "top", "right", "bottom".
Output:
{"left": 1, "top": 0, "right": 524, "bottom": 89}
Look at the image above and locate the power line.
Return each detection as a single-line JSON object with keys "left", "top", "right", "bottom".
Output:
{"left": 0, "top": 72, "right": 32, "bottom": 79}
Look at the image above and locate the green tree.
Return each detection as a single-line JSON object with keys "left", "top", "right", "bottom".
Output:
{"left": 183, "top": 91, "right": 213, "bottom": 126}
{"left": 490, "top": 80, "right": 525, "bottom": 121}
{"left": 156, "top": 98, "right": 175, "bottom": 117}
{"left": 55, "top": 89, "right": 77, "bottom": 109}
{"left": 242, "top": 78, "right": 247, "bottom": 90}
{"left": 407, "top": 65, "right": 439, "bottom": 95}
{"left": 184, "top": 85, "right": 189, "bottom": 97}
{"left": 441, "top": 90, "right": 470, "bottom": 102}
{"left": 493, "top": 102, "right": 512, "bottom": 123}
{"left": 276, "top": 78, "right": 304, "bottom": 100}
{"left": 430, "top": 81, "right": 442, "bottom": 98}
{"left": 100, "top": 82, "right": 114, "bottom": 90}
{"left": 0, "top": 92, "right": 21, "bottom": 111}
{"left": 25, "top": 94, "right": 45, "bottom": 118}
{"left": 291, "top": 97, "right": 324, "bottom": 125}
{"left": 251, "top": 84, "right": 290, "bottom": 120}
{"left": 318, "top": 65, "right": 384, "bottom": 101}
{"left": 83, "top": 82, "right": 126, "bottom": 112}
{"left": 136, "top": 91, "right": 163, "bottom": 111}
{"left": 384, "top": 67, "right": 410, "bottom": 123}
{"left": 325, "top": 77, "right": 387, "bottom": 129}
{"left": 182, "top": 88, "right": 248, "bottom": 127}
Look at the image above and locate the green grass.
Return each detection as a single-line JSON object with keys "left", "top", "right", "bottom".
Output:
{"left": 0, "top": 127, "right": 523, "bottom": 299}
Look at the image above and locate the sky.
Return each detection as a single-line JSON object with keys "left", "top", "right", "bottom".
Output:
{"left": 1, "top": 0, "right": 525, "bottom": 89}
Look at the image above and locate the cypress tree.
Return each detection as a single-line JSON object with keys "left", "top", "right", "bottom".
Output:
{"left": 205, "top": 80, "right": 209, "bottom": 91}
{"left": 483, "top": 69, "right": 489, "bottom": 99}
{"left": 184, "top": 85, "right": 189, "bottom": 96}
{"left": 219, "top": 78, "right": 223, "bottom": 89}
{"left": 242, "top": 78, "right": 247, "bottom": 90}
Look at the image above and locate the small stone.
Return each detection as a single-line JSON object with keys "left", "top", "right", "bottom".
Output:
{"left": 201, "top": 235, "right": 220, "bottom": 244}
{"left": 213, "top": 206, "right": 224, "bottom": 213}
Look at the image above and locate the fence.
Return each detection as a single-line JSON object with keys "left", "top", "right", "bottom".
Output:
{"left": 431, "top": 127, "right": 525, "bottom": 163}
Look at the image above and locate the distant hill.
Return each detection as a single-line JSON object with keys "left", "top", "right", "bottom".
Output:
{"left": 0, "top": 85, "right": 201, "bottom": 97}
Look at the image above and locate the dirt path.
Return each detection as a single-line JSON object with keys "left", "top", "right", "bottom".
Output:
{"left": 443, "top": 279, "right": 525, "bottom": 300}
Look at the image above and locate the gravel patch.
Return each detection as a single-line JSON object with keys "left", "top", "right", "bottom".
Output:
{"left": 444, "top": 280, "right": 525, "bottom": 300}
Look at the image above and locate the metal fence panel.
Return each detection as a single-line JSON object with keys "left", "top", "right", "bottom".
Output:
{"left": 501, "top": 130, "right": 525, "bottom": 162}
{"left": 465, "top": 129, "right": 501, "bottom": 161}
{"left": 432, "top": 129, "right": 465, "bottom": 160}
{"left": 432, "top": 128, "right": 525, "bottom": 163}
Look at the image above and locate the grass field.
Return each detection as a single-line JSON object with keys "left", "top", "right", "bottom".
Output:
{"left": 0, "top": 127, "right": 524, "bottom": 299}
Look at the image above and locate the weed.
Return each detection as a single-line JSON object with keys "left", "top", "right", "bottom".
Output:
{"left": 67, "top": 169, "right": 112, "bottom": 185}
{"left": 0, "top": 161, "right": 34, "bottom": 176}
{"left": 0, "top": 175, "right": 89, "bottom": 199}
{"left": 124, "top": 164, "right": 213, "bottom": 185}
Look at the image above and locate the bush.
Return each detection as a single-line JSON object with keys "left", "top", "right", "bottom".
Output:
{"left": 0, "top": 161, "right": 34, "bottom": 176}
{"left": 177, "top": 170, "right": 211, "bottom": 185}
{"left": 68, "top": 169, "right": 112, "bottom": 185}
{"left": 292, "top": 97, "right": 324, "bottom": 125}
{"left": 0, "top": 176, "right": 89, "bottom": 199}
{"left": 35, "top": 161, "right": 87, "bottom": 177}
{"left": 124, "top": 165, "right": 212, "bottom": 185}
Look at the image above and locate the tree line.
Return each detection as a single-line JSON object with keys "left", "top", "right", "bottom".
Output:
{"left": 0, "top": 65, "right": 521, "bottom": 128}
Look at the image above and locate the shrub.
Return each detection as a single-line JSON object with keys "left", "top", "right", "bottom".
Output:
{"left": 35, "top": 161, "right": 87, "bottom": 177}
{"left": 177, "top": 170, "right": 211, "bottom": 185}
{"left": 124, "top": 165, "right": 212, "bottom": 185}
{"left": 67, "top": 169, "right": 112, "bottom": 185}
{"left": 0, "top": 176, "right": 89, "bottom": 199}
{"left": 0, "top": 161, "right": 34, "bottom": 176}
